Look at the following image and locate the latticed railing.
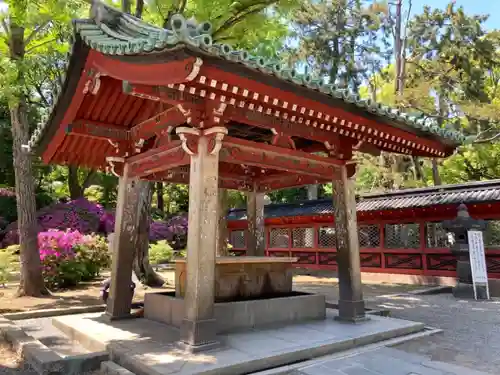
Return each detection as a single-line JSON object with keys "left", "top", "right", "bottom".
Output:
{"left": 292, "top": 227, "right": 314, "bottom": 248}
{"left": 359, "top": 224, "right": 380, "bottom": 248}
{"left": 229, "top": 230, "right": 246, "bottom": 249}
{"left": 269, "top": 227, "right": 289, "bottom": 248}
{"left": 384, "top": 223, "right": 420, "bottom": 249}
{"left": 426, "top": 222, "right": 454, "bottom": 248}
{"left": 318, "top": 227, "right": 336, "bottom": 248}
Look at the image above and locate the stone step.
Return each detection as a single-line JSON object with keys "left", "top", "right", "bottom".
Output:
{"left": 101, "top": 361, "right": 137, "bottom": 375}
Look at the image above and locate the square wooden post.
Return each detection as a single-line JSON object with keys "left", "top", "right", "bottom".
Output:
{"left": 178, "top": 127, "right": 226, "bottom": 351}
{"left": 106, "top": 163, "right": 137, "bottom": 320}
{"left": 332, "top": 165, "right": 366, "bottom": 322}
{"left": 246, "top": 188, "right": 265, "bottom": 256}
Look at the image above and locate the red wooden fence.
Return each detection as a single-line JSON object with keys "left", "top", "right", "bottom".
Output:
{"left": 227, "top": 209, "right": 500, "bottom": 279}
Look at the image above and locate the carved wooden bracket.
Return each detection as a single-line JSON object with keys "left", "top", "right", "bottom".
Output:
{"left": 271, "top": 128, "right": 296, "bottom": 150}
{"left": 324, "top": 139, "right": 353, "bottom": 160}
{"left": 204, "top": 126, "right": 228, "bottom": 155}
{"left": 83, "top": 70, "right": 101, "bottom": 95}
{"left": 176, "top": 127, "right": 200, "bottom": 155}
{"left": 176, "top": 126, "right": 228, "bottom": 155}
{"left": 105, "top": 156, "right": 125, "bottom": 177}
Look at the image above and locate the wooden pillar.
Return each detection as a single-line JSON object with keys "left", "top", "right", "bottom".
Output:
{"left": 307, "top": 184, "right": 319, "bottom": 200}
{"left": 216, "top": 188, "right": 229, "bottom": 256}
{"left": 332, "top": 165, "right": 366, "bottom": 322}
{"left": 178, "top": 127, "right": 226, "bottom": 351}
{"left": 246, "top": 188, "right": 265, "bottom": 256}
{"left": 106, "top": 163, "right": 138, "bottom": 319}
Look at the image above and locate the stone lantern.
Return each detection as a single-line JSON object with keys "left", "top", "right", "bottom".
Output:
{"left": 442, "top": 204, "right": 487, "bottom": 299}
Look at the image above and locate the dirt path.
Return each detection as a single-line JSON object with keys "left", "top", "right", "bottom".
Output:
{"left": 0, "top": 270, "right": 175, "bottom": 314}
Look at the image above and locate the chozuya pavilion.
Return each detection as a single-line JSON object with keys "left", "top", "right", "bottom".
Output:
{"left": 27, "top": 1, "right": 463, "bottom": 354}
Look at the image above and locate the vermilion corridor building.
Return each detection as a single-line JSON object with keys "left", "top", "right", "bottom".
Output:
{"left": 228, "top": 180, "right": 500, "bottom": 283}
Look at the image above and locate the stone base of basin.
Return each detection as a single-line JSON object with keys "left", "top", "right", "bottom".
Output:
{"left": 174, "top": 256, "right": 297, "bottom": 302}
{"left": 144, "top": 291, "right": 326, "bottom": 333}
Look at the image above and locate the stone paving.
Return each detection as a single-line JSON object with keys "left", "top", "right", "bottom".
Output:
{"left": 287, "top": 346, "right": 491, "bottom": 375}
{"left": 372, "top": 293, "right": 500, "bottom": 375}
{"left": 294, "top": 280, "right": 500, "bottom": 374}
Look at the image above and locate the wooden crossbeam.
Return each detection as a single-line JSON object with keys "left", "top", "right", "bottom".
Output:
{"left": 123, "top": 82, "right": 204, "bottom": 107}
{"left": 66, "top": 119, "right": 129, "bottom": 142}
{"left": 255, "top": 173, "right": 330, "bottom": 193}
{"left": 127, "top": 141, "right": 189, "bottom": 178}
{"left": 219, "top": 136, "right": 346, "bottom": 179}
{"left": 130, "top": 106, "right": 188, "bottom": 142}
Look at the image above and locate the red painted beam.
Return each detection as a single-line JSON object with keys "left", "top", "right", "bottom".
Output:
{"left": 197, "top": 65, "right": 451, "bottom": 157}
{"left": 220, "top": 136, "right": 350, "bottom": 178}
{"left": 255, "top": 173, "right": 330, "bottom": 192}
{"left": 90, "top": 50, "right": 201, "bottom": 85}
{"left": 124, "top": 82, "right": 204, "bottom": 108}
{"left": 127, "top": 141, "right": 189, "bottom": 178}
{"left": 130, "top": 106, "right": 188, "bottom": 142}
{"left": 67, "top": 119, "right": 130, "bottom": 142}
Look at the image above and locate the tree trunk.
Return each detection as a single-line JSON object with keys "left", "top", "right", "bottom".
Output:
{"left": 216, "top": 188, "right": 229, "bottom": 256}
{"left": 9, "top": 25, "right": 47, "bottom": 297}
{"left": 394, "top": 0, "right": 403, "bottom": 95}
{"left": 68, "top": 166, "right": 97, "bottom": 200}
{"left": 130, "top": 180, "right": 165, "bottom": 287}
{"left": 431, "top": 159, "right": 442, "bottom": 186}
{"left": 68, "top": 166, "right": 83, "bottom": 199}
{"left": 135, "top": 0, "right": 145, "bottom": 18}
{"left": 121, "top": 0, "right": 131, "bottom": 14}
{"left": 156, "top": 182, "right": 164, "bottom": 213}
{"left": 411, "top": 156, "right": 427, "bottom": 185}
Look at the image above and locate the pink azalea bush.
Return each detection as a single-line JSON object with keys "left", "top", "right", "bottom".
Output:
{"left": 1, "top": 197, "right": 188, "bottom": 251}
{"left": 39, "top": 229, "right": 110, "bottom": 290}
{"left": 1, "top": 198, "right": 104, "bottom": 247}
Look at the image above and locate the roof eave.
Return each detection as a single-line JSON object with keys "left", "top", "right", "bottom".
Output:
{"left": 31, "top": 36, "right": 91, "bottom": 158}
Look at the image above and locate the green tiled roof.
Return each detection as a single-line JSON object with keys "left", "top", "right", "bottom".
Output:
{"left": 27, "top": 1, "right": 465, "bottom": 151}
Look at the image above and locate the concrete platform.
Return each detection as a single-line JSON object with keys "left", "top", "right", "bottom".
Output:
{"left": 52, "top": 310, "right": 425, "bottom": 375}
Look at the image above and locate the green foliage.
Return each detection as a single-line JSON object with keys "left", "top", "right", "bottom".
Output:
{"left": 0, "top": 191, "right": 17, "bottom": 223}
{"left": 0, "top": 247, "right": 17, "bottom": 285}
{"left": 440, "top": 144, "right": 500, "bottom": 183}
{"left": 73, "top": 236, "right": 111, "bottom": 281}
{"left": 149, "top": 240, "right": 174, "bottom": 265}
{"left": 41, "top": 233, "right": 110, "bottom": 290}
{"left": 291, "top": 0, "right": 392, "bottom": 93}
{"left": 140, "top": 0, "right": 297, "bottom": 56}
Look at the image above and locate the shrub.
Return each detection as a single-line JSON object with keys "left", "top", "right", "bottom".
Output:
{"left": 1, "top": 198, "right": 189, "bottom": 250}
{"left": 0, "top": 188, "right": 17, "bottom": 224}
{"left": 38, "top": 230, "right": 109, "bottom": 290}
{"left": 1, "top": 198, "right": 105, "bottom": 247}
{"left": 73, "top": 235, "right": 110, "bottom": 281}
{"left": 149, "top": 240, "right": 174, "bottom": 265}
{"left": 0, "top": 248, "right": 16, "bottom": 285}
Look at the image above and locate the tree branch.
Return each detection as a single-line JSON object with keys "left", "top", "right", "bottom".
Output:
{"left": 25, "top": 37, "right": 58, "bottom": 53}
{"left": 0, "top": 18, "right": 9, "bottom": 36}
{"left": 24, "top": 21, "right": 50, "bottom": 47}
{"left": 212, "top": 1, "right": 277, "bottom": 39}
{"left": 473, "top": 132, "right": 500, "bottom": 144}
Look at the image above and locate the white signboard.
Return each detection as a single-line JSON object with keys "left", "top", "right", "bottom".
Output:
{"left": 467, "top": 230, "right": 490, "bottom": 300}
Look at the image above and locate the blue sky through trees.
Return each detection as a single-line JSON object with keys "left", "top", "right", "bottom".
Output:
{"left": 411, "top": 0, "right": 498, "bottom": 30}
